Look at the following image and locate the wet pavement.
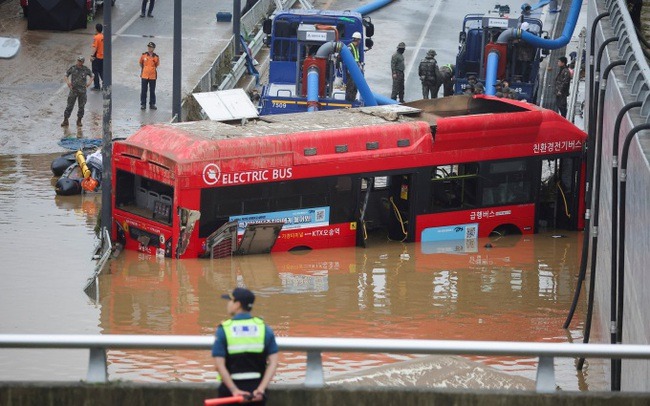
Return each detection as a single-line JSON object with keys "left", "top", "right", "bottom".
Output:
{"left": 0, "top": 0, "right": 606, "bottom": 392}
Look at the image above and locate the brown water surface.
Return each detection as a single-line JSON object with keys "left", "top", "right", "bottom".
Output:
{"left": 0, "top": 153, "right": 604, "bottom": 390}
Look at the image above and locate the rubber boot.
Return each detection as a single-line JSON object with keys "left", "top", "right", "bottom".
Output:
{"left": 61, "top": 118, "right": 69, "bottom": 127}
{"left": 77, "top": 117, "right": 83, "bottom": 127}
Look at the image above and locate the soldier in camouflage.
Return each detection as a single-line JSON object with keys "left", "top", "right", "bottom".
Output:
{"left": 418, "top": 49, "right": 440, "bottom": 99}
{"left": 61, "top": 56, "right": 94, "bottom": 127}
{"left": 554, "top": 56, "right": 572, "bottom": 117}
{"left": 391, "top": 42, "right": 406, "bottom": 102}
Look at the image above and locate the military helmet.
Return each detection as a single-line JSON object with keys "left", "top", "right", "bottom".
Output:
{"left": 397, "top": 42, "right": 406, "bottom": 49}
{"left": 427, "top": 50, "right": 437, "bottom": 57}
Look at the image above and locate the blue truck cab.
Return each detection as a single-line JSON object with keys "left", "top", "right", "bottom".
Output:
{"left": 260, "top": 9, "right": 373, "bottom": 115}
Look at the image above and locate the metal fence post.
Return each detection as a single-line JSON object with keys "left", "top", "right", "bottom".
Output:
{"left": 304, "top": 350, "right": 324, "bottom": 387}
{"left": 87, "top": 347, "right": 108, "bottom": 383}
{"left": 535, "top": 356, "right": 556, "bottom": 393}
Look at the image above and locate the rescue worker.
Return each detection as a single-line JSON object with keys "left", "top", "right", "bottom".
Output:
{"left": 345, "top": 31, "right": 362, "bottom": 102}
{"left": 391, "top": 42, "right": 406, "bottom": 102}
{"left": 61, "top": 55, "right": 94, "bottom": 127}
{"left": 514, "top": 22, "right": 534, "bottom": 81}
{"left": 91, "top": 23, "right": 104, "bottom": 90}
{"left": 473, "top": 82, "right": 485, "bottom": 95}
{"left": 554, "top": 56, "right": 571, "bottom": 117}
{"left": 418, "top": 49, "right": 440, "bottom": 99}
{"left": 439, "top": 63, "right": 455, "bottom": 96}
{"left": 212, "top": 288, "right": 278, "bottom": 405}
{"left": 494, "top": 80, "right": 504, "bottom": 97}
{"left": 463, "top": 75, "right": 477, "bottom": 95}
{"left": 139, "top": 41, "right": 160, "bottom": 110}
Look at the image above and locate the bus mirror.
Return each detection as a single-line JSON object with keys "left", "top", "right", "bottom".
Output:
{"left": 263, "top": 18, "right": 272, "bottom": 34}
{"left": 365, "top": 38, "right": 374, "bottom": 50}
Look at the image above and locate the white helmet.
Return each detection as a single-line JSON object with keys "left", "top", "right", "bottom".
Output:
{"left": 351, "top": 32, "right": 362, "bottom": 40}
{"left": 520, "top": 22, "right": 530, "bottom": 31}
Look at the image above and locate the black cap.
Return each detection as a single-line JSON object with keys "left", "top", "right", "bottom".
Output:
{"left": 147, "top": 41, "right": 156, "bottom": 48}
{"left": 221, "top": 287, "right": 255, "bottom": 311}
{"left": 558, "top": 56, "right": 568, "bottom": 64}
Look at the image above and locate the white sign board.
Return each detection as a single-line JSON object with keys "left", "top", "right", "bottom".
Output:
{"left": 193, "top": 88, "right": 259, "bottom": 121}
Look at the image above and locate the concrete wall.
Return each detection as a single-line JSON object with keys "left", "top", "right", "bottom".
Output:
{"left": 588, "top": 0, "right": 650, "bottom": 392}
{"left": 2, "top": 382, "right": 650, "bottom": 406}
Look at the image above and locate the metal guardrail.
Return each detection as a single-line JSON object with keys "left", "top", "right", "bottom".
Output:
{"left": 2, "top": 334, "right": 650, "bottom": 393}
{"left": 604, "top": 0, "right": 650, "bottom": 120}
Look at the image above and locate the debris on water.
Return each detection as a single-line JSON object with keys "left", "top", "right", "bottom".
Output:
{"left": 400, "top": 253, "right": 410, "bottom": 260}
{"left": 484, "top": 243, "right": 493, "bottom": 248}
{"left": 551, "top": 235, "right": 566, "bottom": 238}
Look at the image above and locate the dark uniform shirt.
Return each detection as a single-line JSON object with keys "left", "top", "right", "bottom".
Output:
{"left": 391, "top": 52, "right": 405, "bottom": 74}
{"left": 66, "top": 65, "right": 93, "bottom": 93}
{"left": 418, "top": 57, "right": 439, "bottom": 83}
{"left": 555, "top": 65, "right": 571, "bottom": 97}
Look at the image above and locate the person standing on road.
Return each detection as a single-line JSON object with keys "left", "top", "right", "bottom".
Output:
{"left": 61, "top": 56, "right": 94, "bottom": 127}
{"left": 391, "top": 42, "right": 406, "bottom": 102}
{"left": 141, "top": 0, "right": 155, "bottom": 17}
{"left": 212, "top": 288, "right": 278, "bottom": 405}
{"left": 418, "top": 49, "right": 440, "bottom": 99}
{"left": 554, "top": 56, "right": 572, "bottom": 117}
{"left": 91, "top": 23, "right": 104, "bottom": 91}
{"left": 345, "top": 31, "right": 362, "bottom": 102}
{"left": 139, "top": 41, "right": 159, "bottom": 110}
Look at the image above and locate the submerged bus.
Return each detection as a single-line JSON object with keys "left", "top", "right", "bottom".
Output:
{"left": 111, "top": 95, "right": 586, "bottom": 258}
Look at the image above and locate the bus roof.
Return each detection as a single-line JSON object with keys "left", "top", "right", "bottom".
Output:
{"left": 115, "top": 96, "right": 584, "bottom": 170}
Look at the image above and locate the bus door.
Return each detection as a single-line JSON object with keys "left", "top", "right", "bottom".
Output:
{"left": 539, "top": 156, "right": 582, "bottom": 230}
{"left": 388, "top": 174, "right": 414, "bottom": 242}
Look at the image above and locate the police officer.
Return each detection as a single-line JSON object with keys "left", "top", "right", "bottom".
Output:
{"left": 212, "top": 288, "right": 278, "bottom": 404}
{"left": 345, "top": 31, "right": 362, "bottom": 102}
{"left": 418, "top": 49, "right": 440, "bottom": 99}
{"left": 391, "top": 42, "right": 406, "bottom": 102}
{"left": 61, "top": 55, "right": 94, "bottom": 127}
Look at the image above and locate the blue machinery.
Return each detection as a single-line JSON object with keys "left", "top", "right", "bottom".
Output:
{"left": 478, "top": 0, "right": 582, "bottom": 101}
{"left": 259, "top": 0, "right": 395, "bottom": 115}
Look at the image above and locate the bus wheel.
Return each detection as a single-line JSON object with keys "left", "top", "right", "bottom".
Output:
{"left": 489, "top": 224, "right": 521, "bottom": 238}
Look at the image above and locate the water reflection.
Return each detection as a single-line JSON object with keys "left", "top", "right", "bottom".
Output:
{"left": 98, "top": 233, "right": 598, "bottom": 389}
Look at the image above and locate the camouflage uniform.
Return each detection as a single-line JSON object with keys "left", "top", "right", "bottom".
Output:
{"left": 554, "top": 64, "right": 571, "bottom": 117}
{"left": 64, "top": 62, "right": 93, "bottom": 122}
{"left": 418, "top": 50, "right": 439, "bottom": 99}
{"left": 391, "top": 42, "right": 406, "bottom": 102}
{"left": 439, "top": 64, "right": 455, "bottom": 96}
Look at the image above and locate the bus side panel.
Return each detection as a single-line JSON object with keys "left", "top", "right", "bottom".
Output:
{"left": 271, "top": 223, "right": 357, "bottom": 252}
{"left": 415, "top": 203, "right": 536, "bottom": 240}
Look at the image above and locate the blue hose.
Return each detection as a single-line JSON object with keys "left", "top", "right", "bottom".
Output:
{"left": 497, "top": 0, "right": 581, "bottom": 49}
{"left": 354, "top": 0, "right": 393, "bottom": 16}
{"left": 339, "top": 44, "right": 378, "bottom": 106}
{"left": 307, "top": 67, "right": 320, "bottom": 112}
{"left": 485, "top": 50, "right": 500, "bottom": 96}
{"left": 373, "top": 93, "right": 398, "bottom": 105}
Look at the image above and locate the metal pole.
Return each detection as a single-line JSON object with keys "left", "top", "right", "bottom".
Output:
{"left": 234, "top": 0, "right": 241, "bottom": 55}
{"left": 101, "top": 0, "right": 113, "bottom": 241}
{"left": 172, "top": 0, "right": 182, "bottom": 122}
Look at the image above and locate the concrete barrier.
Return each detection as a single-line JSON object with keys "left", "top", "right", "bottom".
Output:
{"left": 2, "top": 382, "right": 650, "bottom": 405}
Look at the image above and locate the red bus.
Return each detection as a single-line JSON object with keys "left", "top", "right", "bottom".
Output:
{"left": 111, "top": 95, "right": 586, "bottom": 258}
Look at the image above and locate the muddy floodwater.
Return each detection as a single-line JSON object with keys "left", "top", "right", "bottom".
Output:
{"left": 0, "top": 154, "right": 607, "bottom": 390}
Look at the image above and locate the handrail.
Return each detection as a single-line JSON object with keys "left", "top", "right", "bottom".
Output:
{"left": 2, "top": 334, "right": 650, "bottom": 392}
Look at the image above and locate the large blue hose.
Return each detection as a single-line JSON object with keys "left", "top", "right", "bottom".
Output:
{"left": 373, "top": 93, "right": 398, "bottom": 105}
{"left": 484, "top": 50, "right": 500, "bottom": 96}
{"left": 307, "top": 67, "right": 320, "bottom": 112}
{"left": 339, "top": 45, "right": 377, "bottom": 106}
{"left": 354, "top": 0, "right": 393, "bottom": 16}
{"left": 315, "top": 41, "right": 378, "bottom": 106}
{"left": 497, "top": 0, "right": 581, "bottom": 49}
